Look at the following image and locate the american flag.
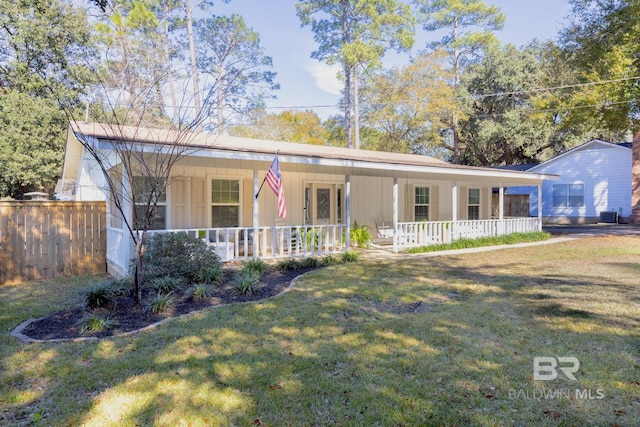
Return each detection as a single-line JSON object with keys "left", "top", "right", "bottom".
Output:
{"left": 266, "top": 154, "right": 286, "bottom": 218}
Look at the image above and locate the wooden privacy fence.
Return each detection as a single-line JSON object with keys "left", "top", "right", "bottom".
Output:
{"left": 0, "top": 201, "right": 106, "bottom": 284}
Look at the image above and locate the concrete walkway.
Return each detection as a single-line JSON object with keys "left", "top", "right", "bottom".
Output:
{"left": 543, "top": 224, "right": 640, "bottom": 237}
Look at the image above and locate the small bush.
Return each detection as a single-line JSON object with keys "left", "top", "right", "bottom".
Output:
{"left": 84, "top": 281, "right": 115, "bottom": 309}
{"left": 350, "top": 221, "right": 372, "bottom": 248}
{"left": 188, "top": 283, "right": 211, "bottom": 301}
{"left": 79, "top": 313, "right": 119, "bottom": 334}
{"left": 233, "top": 269, "right": 260, "bottom": 296}
{"left": 322, "top": 255, "right": 342, "bottom": 266}
{"left": 139, "top": 232, "right": 221, "bottom": 284}
{"left": 276, "top": 258, "right": 302, "bottom": 271}
{"left": 195, "top": 265, "right": 223, "bottom": 284}
{"left": 242, "top": 258, "right": 269, "bottom": 275}
{"left": 108, "top": 277, "right": 131, "bottom": 297}
{"left": 152, "top": 275, "right": 183, "bottom": 295}
{"left": 406, "top": 231, "right": 551, "bottom": 254}
{"left": 146, "top": 293, "right": 173, "bottom": 314}
{"left": 300, "top": 256, "right": 321, "bottom": 268}
{"left": 341, "top": 251, "right": 361, "bottom": 263}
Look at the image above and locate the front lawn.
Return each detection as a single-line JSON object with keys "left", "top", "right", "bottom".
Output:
{"left": 1, "top": 236, "right": 639, "bottom": 426}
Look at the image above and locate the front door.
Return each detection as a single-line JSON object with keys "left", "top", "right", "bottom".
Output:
{"left": 305, "top": 183, "right": 344, "bottom": 225}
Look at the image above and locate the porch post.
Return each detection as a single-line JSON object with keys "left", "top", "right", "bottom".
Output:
{"left": 393, "top": 177, "right": 398, "bottom": 253}
{"left": 499, "top": 185, "right": 504, "bottom": 236}
{"left": 537, "top": 183, "right": 543, "bottom": 231}
{"left": 452, "top": 182, "right": 458, "bottom": 240}
{"left": 345, "top": 175, "right": 351, "bottom": 249}
{"left": 253, "top": 170, "right": 259, "bottom": 257}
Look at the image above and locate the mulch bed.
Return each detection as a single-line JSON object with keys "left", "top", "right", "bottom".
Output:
{"left": 21, "top": 268, "right": 313, "bottom": 341}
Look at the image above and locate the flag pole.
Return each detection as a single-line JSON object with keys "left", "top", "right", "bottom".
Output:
{"left": 255, "top": 151, "right": 279, "bottom": 199}
{"left": 255, "top": 175, "right": 268, "bottom": 200}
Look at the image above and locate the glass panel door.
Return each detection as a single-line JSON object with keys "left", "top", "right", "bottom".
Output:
{"left": 316, "top": 188, "right": 331, "bottom": 224}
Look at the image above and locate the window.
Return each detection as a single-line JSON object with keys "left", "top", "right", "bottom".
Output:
{"left": 132, "top": 176, "right": 166, "bottom": 230}
{"left": 552, "top": 184, "right": 584, "bottom": 208}
{"left": 211, "top": 179, "right": 239, "bottom": 227}
{"left": 414, "top": 187, "right": 429, "bottom": 221}
{"left": 468, "top": 188, "right": 480, "bottom": 220}
{"left": 108, "top": 167, "right": 123, "bottom": 229}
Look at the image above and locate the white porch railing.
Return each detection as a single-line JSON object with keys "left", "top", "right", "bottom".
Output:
{"left": 146, "top": 224, "right": 348, "bottom": 262}
{"left": 394, "top": 218, "right": 541, "bottom": 251}
{"left": 107, "top": 227, "right": 129, "bottom": 276}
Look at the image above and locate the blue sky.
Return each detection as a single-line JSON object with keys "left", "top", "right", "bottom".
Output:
{"left": 212, "top": 0, "right": 573, "bottom": 119}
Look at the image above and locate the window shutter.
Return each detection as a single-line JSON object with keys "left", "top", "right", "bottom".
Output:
{"left": 191, "top": 178, "right": 206, "bottom": 227}
{"left": 405, "top": 183, "right": 415, "bottom": 222}
{"left": 171, "top": 177, "right": 187, "bottom": 228}
{"left": 242, "top": 179, "right": 253, "bottom": 226}
{"left": 430, "top": 185, "right": 439, "bottom": 221}
{"left": 481, "top": 187, "right": 490, "bottom": 220}
{"left": 459, "top": 186, "right": 468, "bottom": 219}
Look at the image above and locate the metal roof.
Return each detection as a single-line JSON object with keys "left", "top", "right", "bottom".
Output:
{"left": 69, "top": 122, "right": 555, "bottom": 183}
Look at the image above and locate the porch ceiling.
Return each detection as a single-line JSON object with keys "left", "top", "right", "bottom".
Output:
{"left": 71, "top": 122, "right": 557, "bottom": 187}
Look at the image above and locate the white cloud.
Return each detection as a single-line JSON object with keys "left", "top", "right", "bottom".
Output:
{"left": 305, "top": 62, "right": 342, "bottom": 96}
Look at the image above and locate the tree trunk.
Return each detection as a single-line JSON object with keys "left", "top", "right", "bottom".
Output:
{"left": 163, "top": 5, "right": 178, "bottom": 122}
{"left": 354, "top": 65, "right": 360, "bottom": 149}
{"left": 186, "top": 0, "right": 202, "bottom": 131}
{"left": 452, "top": 18, "right": 461, "bottom": 164}
{"left": 217, "top": 72, "right": 223, "bottom": 134}
{"left": 344, "top": 63, "right": 352, "bottom": 149}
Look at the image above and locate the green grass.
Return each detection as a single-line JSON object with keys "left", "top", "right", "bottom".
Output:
{"left": 407, "top": 231, "right": 551, "bottom": 253}
{"left": 1, "top": 236, "right": 639, "bottom": 426}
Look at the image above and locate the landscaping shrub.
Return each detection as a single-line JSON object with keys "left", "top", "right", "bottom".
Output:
{"left": 79, "top": 313, "right": 119, "bottom": 333}
{"left": 406, "top": 231, "right": 551, "bottom": 254}
{"left": 187, "top": 283, "right": 211, "bottom": 301}
{"left": 233, "top": 269, "right": 260, "bottom": 296}
{"left": 300, "top": 256, "right": 321, "bottom": 268}
{"left": 140, "top": 232, "right": 221, "bottom": 284}
{"left": 84, "top": 280, "right": 116, "bottom": 309}
{"left": 276, "top": 258, "right": 302, "bottom": 271}
{"left": 152, "top": 275, "right": 183, "bottom": 295}
{"left": 322, "top": 254, "right": 341, "bottom": 266}
{"left": 146, "top": 293, "right": 173, "bottom": 314}
{"left": 241, "top": 258, "right": 269, "bottom": 275}
{"left": 195, "top": 265, "right": 223, "bottom": 285}
{"left": 350, "top": 221, "right": 372, "bottom": 248}
{"left": 108, "top": 277, "right": 132, "bottom": 297}
{"left": 341, "top": 251, "right": 361, "bottom": 263}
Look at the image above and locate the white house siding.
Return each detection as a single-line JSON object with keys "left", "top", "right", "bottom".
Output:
{"left": 507, "top": 142, "right": 631, "bottom": 223}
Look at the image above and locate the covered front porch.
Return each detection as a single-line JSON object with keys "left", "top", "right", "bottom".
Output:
{"left": 138, "top": 216, "right": 541, "bottom": 265}
{"left": 65, "top": 124, "right": 551, "bottom": 275}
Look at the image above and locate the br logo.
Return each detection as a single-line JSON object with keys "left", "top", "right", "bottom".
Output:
{"left": 533, "top": 356, "right": 580, "bottom": 381}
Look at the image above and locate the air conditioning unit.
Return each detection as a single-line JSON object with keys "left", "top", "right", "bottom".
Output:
{"left": 599, "top": 211, "right": 618, "bottom": 223}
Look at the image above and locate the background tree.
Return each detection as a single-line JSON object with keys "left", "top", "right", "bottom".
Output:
{"left": 413, "top": 0, "right": 504, "bottom": 163}
{"left": 94, "top": 0, "right": 171, "bottom": 124}
{"left": 181, "top": 0, "right": 230, "bottom": 130}
{"left": 195, "top": 14, "right": 279, "bottom": 134}
{"left": 359, "top": 50, "right": 456, "bottom": 157}
{"left": 558, "top": 0, "right": 640, "bottom": 135}
{"left": 230, "top": 109, "right": 328, "bottom": 144}
{"left": 0, "top": 0, "right": 93, "bottom": 198}
{"left": 459, "top": 44, "right": 556, "bottom": 166}
{"left": 296, "top": 0, "right": 414, "bottom": 149}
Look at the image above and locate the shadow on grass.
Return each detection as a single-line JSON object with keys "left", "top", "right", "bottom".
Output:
{"left": 2, "top": 238, "right": 640, "bottom": 425}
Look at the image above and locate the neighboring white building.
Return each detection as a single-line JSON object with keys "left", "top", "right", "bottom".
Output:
{"left": 507, "top": 140, "right": 632, "bottom": 224}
